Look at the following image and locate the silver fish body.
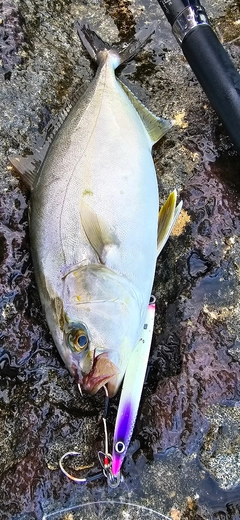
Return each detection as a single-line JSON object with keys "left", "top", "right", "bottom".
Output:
{"left": 16, "top": 24, "right": 179, "bottom": 397}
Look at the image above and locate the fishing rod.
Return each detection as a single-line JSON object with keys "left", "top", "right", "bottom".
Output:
{"left": 156, "top": 0, "right": 240, "bottom": 155}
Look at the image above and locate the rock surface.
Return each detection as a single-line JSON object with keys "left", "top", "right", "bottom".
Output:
{"left": 0, "top": 1, "right": 240, "bottom": 519}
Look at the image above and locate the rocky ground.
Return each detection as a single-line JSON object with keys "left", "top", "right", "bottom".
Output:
{"left": 0, "top": 1, "right": 240, "bottom": 519}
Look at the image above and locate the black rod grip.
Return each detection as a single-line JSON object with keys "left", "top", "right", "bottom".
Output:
{"left": 181, "top": 24, "right": 240, "bottom": 153}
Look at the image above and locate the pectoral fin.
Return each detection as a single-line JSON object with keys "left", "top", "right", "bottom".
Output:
{"left": 157, "top": 190, "right": 182, "bottom": 256}
{"left": 80, "top": 200, "right": 120, "bottom": 264}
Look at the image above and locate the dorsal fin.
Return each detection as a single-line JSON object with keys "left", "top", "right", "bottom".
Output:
{"left": 9, "top": 89, "right": 85, "bottom": 188}
{"left": 10, "top": 152, "right": 43, "bottom": 188}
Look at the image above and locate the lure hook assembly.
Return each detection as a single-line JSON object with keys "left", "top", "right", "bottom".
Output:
{"left": 59, "top": 384, "right": 119, "bottom": 487}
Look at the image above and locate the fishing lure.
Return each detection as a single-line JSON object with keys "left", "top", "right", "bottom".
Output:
{"left": 111, "top": 296, "right": 156, "bottom": 476}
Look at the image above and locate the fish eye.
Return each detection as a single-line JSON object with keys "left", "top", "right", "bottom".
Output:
{"left": 115, "top": 441, "right": 125, "bottom": 454}
{"left": 77, "top": 333, "right": 88, "bottom": 348}
{"left": 68, "top": 328, "right": 89, "bottom": 352}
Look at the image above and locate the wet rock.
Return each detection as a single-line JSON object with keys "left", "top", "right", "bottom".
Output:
{"left": 200, "top": 404, "right": 240, "bottom": 489}
{"left": 187, "top": 251, "right": 213, "bottom": 278}
{"left": 0, "top": 0, "right": 240, "bottom": 519}
{"left": 0, "top": 1, "right": 26, "bottom": 79}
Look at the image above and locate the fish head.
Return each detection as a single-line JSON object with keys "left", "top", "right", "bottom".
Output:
{"left": 60, "top": 263, "right": 143, "bottom": 397}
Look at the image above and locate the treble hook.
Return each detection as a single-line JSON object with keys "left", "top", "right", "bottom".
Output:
{"left": 97, "top": 450, "right": 121, "bottom": 488}
{"left": 59, "top": 384, "right": 120, "bottom": 486}
{"left": 97, "top": 386, "right": 122, "bottom": 488}
{"left": 59, "top": 452, "right": 100, "bottom": 483}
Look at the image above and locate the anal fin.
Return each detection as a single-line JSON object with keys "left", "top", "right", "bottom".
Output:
{"left": 119, "top": 79, "right": 172, "bottom": 145}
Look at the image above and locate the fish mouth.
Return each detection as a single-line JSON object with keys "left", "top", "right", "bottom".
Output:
{"left": 81, "top": 353, "right": 120, "bottom": 396}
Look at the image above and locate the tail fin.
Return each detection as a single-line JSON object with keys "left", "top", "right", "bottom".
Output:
{"left": 76, "top": 20, "right": 156, "bottom": 69}
{"left": 76, "top": 21, "right": 111, "bottom": 63}
{"left": 119, "top": 23, "right": 157, "bottom": 65}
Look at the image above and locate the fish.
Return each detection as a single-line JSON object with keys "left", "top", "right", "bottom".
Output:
{"left": 11, "top": 22, "right": 182, "bottom": 398}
